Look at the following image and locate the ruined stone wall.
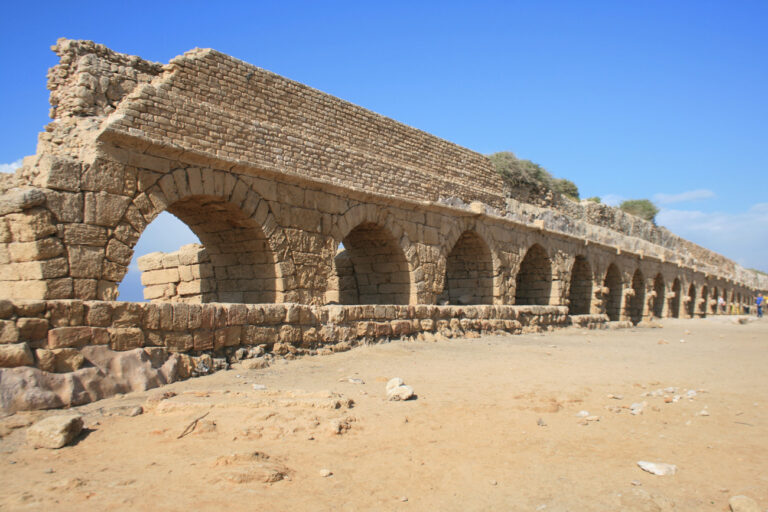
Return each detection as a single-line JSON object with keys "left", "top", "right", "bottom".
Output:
{"left": 0, "top": 299, "right": 579, "bottom": 372}
{"left": 137, "top": 244, "right": 214, "bottom": 302}
{"left": 0, "top": 38, "right": 763, "bottom": 312}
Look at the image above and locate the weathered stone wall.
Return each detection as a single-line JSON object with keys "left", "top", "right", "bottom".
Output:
{"left": 0, "top": 38, "right": 764, "bottom": 318}
{"left": 0, "top": 299, "right": 582, "bottom": 372}
{"left": 137, "top": 244, "right": 214, "bottom": 302}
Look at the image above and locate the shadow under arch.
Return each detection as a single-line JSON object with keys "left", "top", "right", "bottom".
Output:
{"left": 102, "top": 168, "right": 292, "bottom": 303}
{"left": 628, "top": 269, "right": 645, "bottom": 325}
{"left": 699, "top": 285, "right": 709, "bottom": 317}
{"left": 603, "top": 263, "right": 622, "bottom": 321}
{"left": 651, "top": 273, "right": 665, "bottom": 318}
{"left": 670, "top": 278, "right": 682, "bottom": 318}
{"left": 439, "top": 230, "right": 494, "bottom": 305}
{"left": 686, "top": 283, "right": 696, "bottom": 318}
{"left": 328, "top": 222, "right": 411, "bottom": 305}
{"left": 568, "top": 255, "right": 592, "bottom": 315}
{"left": 515, "top": 243, "right": 552, "bottom": 306}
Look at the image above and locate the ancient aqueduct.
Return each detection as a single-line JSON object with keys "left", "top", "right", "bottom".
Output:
{"left": 0, "top": 40, "right": 765, "bottom": 408}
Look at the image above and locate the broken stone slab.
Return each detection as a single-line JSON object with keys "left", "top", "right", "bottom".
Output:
{"left": 637, "top": 461, "right": 677, "bottom": 476}
{"left": 386, "top": 377, "right": 415, "bottom": 401}
{"left": 26, "top": 414, "right": 83, "bottom": 449}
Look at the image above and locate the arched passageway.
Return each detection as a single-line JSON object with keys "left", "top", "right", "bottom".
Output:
{"left": 628, "top": 269, "right": 645, "bottom": 325}
{"left": 603, "top": 264, "right": 622, "bottom": 321}
{"left": 440, "top": 231, "right": 494, "bottom": 305}
{"left": 167, "top": 195, "right": 278, "bottom": 303}
{"left": 331, "top": 222, "right": 410, "bottom": 305}
{"left": 515, "top": 244, "right": 552, "bottom": 305}
{"left": 670, "top": 278, "right": 681, "bottom": 318}
{"left": 651, "top": 273, "right": 665, "bottom": 318}
{"left": 711, "top": 287, "right": 719, "bottom": 314}
{"left": 699, "top": 285, "right": 709, "bottom": 316}
{"left": 568, "top": 255, "right": 592, "bottom": 315}
{"left": 686, "top": 284, "right": 696, "bottom": 317}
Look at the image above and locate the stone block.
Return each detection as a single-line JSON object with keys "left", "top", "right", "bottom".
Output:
{"left": 48, "top": 326, "right": 92, "bottom": 348}
{"left": 68, "top": 245, "right": 104, "bottom": 279}
{"left": 17, "top": 317, "right": 49, "bottom": 341}
{"left": 112, "top": 302, "right": 143, "bottom": 327}
{"left": 215, "top": 326, "right": 241, "bottom": 348}
{"left": 141, "top": 268, "right": 180, "bottom": 286}
{"left": 8, "top": 238, "right": 64, "bottom": 262}
{"left": 26, "top": 414, "right": 83, "bottom": 449}
{"left": 193, "top": 330, "right": 214, "bottom": 351}
{"left": 35, "top": 348, "right": 55, "bottom": 372}
{"left": 51, "top": 348, "right": 85, "bottom": 372}
{"left": 165, "top": 332, "right": 193, "bottom": 352}
{"left": 0, "top": 342, "right": 34, "bottom": 367}
{"left": 63, "top": 224, "right": 108, "bottom": 246}
{"left": 109, "top": 327, "right": 145, "bottom": 351}
{"left": 84, "top": 191, "right": 131, "bottom": 227}
{"left": 84, "top": 301, "right": 112, "bottom": 326}
{"left": 106, "top": 239, "right": 133, "bottom": 266}
{"left": 0, "top": 319, "right": 20, "bottom": 343}
{"left": 7, "top": 208, "right": 57, "bottom": 242}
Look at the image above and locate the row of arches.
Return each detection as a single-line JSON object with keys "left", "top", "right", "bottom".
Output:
{"left": 114, "top": 168, "right": 757, "bottom": 320}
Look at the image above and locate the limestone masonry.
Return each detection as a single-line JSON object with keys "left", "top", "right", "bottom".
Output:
{"left": 0, "top": 40, "right": 764, "bottom": 410}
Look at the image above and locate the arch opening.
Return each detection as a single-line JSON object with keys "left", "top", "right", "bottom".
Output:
{"left": 603, "top": 264, "right": 622, "bottom": 321}
{"left": 699, "top": 285, "right": 709, "bottom": 316}
{"left": 686, "top": 284, "right": 696, "bottom": 318}
{"left": 118, "top": 195, "right": 278, "bottom": 303}
{"left": 331, "top": 222, "right": 410, "bottom": 305}
{"left": 670, "top": 278, "right": 681, "bottom": 318}
{"left": 628, "top": 269, "right": 645, "bottom": 325}
{"left": 711, "top": 287, "right": 719, "bottom": 314}
{"left": 515, "top": 244, "right": 552, "bottom": 306}
{"left": 568, "top": 255, "right": 592, "bottom": 315}
{"left": 651, "top": 273, "right": 665, "bottom": 318}
{"left": 439, "top": 231, "right": 493, "bottom": 305}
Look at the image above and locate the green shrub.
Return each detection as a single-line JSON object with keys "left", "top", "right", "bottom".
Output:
{"left": 619, "top": 199, "right": 659, "bottom": 223}
{"left": 585, "top": 196, "right": 601, "bottom": 203}
{"left": 488, "top": 152, "right": 580, "bottom": 200}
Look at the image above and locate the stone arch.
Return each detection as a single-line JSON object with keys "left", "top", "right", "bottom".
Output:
{"left": 651, "top": 273, "right": 665, "bottom": 318}
{"left": 628, "top": 269, "right": 645, "bottom": 325}
{"left": 439, "top": 230, "right": 494, "bottom": 305}
{"left": 329, "top": 222, "right": 411, "bottom": 305}
{"left": 104, "top": 167, "right": 293, "bottom": 303}
{"left": 568, "top": 255, "right": 592, "bottom": 315}
{"left": 699, "top": 285, "right": 709, "bottom": 316}
{"left": 328, "top": 205, "right": 420, "bottom": 304}
{"left": 603, "top": 263, "right": 623, "bottom": 321}
{"left": 515, "top": 243, "right": 552, "bottom": 306}
{"left": 686, "top": 283, "right": 696, "bottom": 318}
{"left": 670, "top": 278, "right": 682, "bottom": 318}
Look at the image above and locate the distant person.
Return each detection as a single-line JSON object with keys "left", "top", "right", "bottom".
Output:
{"left": 756, "top": 293, "right": 764, "bottom": 318}
{"left": 717, "top": 296, "right": 725, "bottom": 314}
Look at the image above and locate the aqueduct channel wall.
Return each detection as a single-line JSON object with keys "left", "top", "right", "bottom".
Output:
{"left": 0, "top": 40, "right": 765, "bottom": 386}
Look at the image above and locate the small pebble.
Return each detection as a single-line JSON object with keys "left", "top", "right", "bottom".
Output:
{"left": 252, "top": 384, "right": 267, "bottom": 390}
{"left": 44, "top": 468, "right": 54, "bottom": 474}
{"left": 537, "top": 418, "right": 547, "bottom": 427}
{"left": 319, "top": 469, "right": 332, "bottom": 477}
{"left": 399, "top": 496, "right": 408, "bottom": 502}
{"left": 631, "top": 480, "right": 642, "bottom": 486}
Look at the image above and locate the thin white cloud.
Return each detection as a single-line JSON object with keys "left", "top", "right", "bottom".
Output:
{"left": 601, "top": 194, "right": 624, "bottom": 207}
{"left": 653, "top": 189, "right": 715, "bottom": 205}
{"left": 0, "top": 159, "right": 22, "bottom": 174}
{"left": 657, "top": 202, "right": 768, "bottom": 272}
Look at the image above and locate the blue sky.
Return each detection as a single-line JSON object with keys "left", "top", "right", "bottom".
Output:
{"left": 0, "top": 1, "right": 766, "bottom": 300}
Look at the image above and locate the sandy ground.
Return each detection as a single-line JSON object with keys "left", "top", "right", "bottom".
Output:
{"left": 1, "top": 316, "right": 767, "bottom": 511}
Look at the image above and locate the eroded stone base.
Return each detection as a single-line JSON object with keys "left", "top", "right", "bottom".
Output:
{"left": 0, "top": 299, "right": 609, "bottom": 412}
